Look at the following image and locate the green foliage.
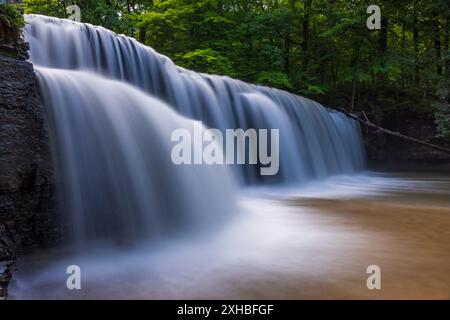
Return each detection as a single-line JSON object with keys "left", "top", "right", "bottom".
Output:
{"left": 0, "top": 3, "right": 25, "bottom": 34}
{"left": 301, "top": 84, "right": 326, "bottom": 96}
{"left": 81, "top": 2, "right": 121, "bottom": 30}
{"left": 256, "top": 71, "right": 293, "bottom": 90}
{"left": 21, "top": 0, "right": 450, "bottom": 131}
{"left": 434, "top": 102, "right": 450, "bottom": 140}
{"left": 175, "top": 48, "right": 234, "bottom": 75}
{"left": 23, "top": 0, "right": 66, "bottom": 18}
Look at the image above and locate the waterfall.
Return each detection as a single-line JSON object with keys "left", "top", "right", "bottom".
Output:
{"left": 24, "top": 15, "right": 366, "bottom": 244}
{"left": 35, "top": 67, "right": 236, "bottom": 245}
{"left": 25, "top": 15, "right": 365, "bottom": 185}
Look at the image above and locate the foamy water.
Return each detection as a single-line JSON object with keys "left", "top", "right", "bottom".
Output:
{"left": 10, "top": 173, "right": 450, "bottom": 300}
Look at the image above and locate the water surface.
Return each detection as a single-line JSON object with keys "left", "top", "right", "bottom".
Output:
{"left": 10, "top": 172, "right": 450, "bottom": 299}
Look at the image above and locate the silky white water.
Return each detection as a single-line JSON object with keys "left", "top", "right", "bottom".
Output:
{"left": 10, "top": 172, "right": 450, "bottom": 299}
{"left": 22, "top": 14, "right": 367, "bottom": 246}
{"left": 35, "top": 67, "right": 236, "bottom": 245}
{"left": 25, "top": 14, "right": 365, "bottom": 187}
{"left": 8, "top": 15, "right": 394, "bottom": 299}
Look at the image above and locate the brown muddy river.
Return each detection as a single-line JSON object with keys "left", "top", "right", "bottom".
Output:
{"left": 9, "top": 172, "right": 450, "bottom": 300}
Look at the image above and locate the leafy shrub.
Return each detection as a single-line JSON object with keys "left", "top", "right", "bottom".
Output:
{"left": 434, "top": 102, "right": 450, "bottom": 141}
{"left": 175, "top": 49, "right": 235, "bottom": 76}
{"left": 0, "top": 3, "right": 25, "bottom": 36}
{"left": 256, "top": 71, "right": 293, "bottom": 90}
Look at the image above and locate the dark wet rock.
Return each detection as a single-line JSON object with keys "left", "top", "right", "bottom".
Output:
{"left": 0, "top": 260, "right": 14, "bottom": 300}
{"left": 0, "top": 55, "right": 58, "bottom": 261}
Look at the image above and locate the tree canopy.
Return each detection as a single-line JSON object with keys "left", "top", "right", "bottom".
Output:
{"left": 24, "top": 0, "right": 450, "bottom": 138}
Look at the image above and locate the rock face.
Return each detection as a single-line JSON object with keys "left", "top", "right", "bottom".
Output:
{"left": 0, "top": 55, "right": 58, "bottom": 264}
{"left": 0, "top": 260, "right": 13, "bottom": 300}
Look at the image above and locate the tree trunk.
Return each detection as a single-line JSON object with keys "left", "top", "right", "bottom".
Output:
{"left": 378, "top": 16, "right": 388, "bottom": 82}
{"left": 217, "top": 0, "right": 224, "bottom": 16}
{"left": 284, "top": 0, "right": 296, "bottom": 76}
{"left": 413, "top": 10, "right": 420, "bottom": 87}
{"left": 445, "top": 17, "right": 450, "bottom": 103}
{"left": 302, "top": 0, "right": 312, "bottom": 72}
{"left": 402, "top": 23, "right": 406, "bottom": 47}
{"left": 284, "top": 35, "right": 291, "bottom": 76}
{"left": 433, "top": 15, "right": 442, "bottom": 77}
{"left": 326, "top": 0, "right": 335, "bottom": 85}
{"left": 139, "top": 27, "right": 146, "bottom": 44}
{"left": 351, "top": 79, "right": 357, "bottom": 112}
{"left": 379, "top": 17, "right": 388, "bottom": 54}
{"left": 351, "top": 47, "right": 361, "bottom": 112}
{"left": 289, "top": 0, "right": 296, "bottom": 9}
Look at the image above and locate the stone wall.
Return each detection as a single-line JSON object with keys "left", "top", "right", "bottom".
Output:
{"left": 0, "top": 56, "right": 57, "bottom": 265}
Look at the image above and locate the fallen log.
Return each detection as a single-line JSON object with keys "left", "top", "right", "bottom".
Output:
{"left": 338, "top": 108, "right": 450, "bottom": 155}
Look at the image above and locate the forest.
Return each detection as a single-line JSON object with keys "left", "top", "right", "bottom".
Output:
{"left": 2, "top": 0, "right": 450, "bottom": 301}
{"left": 20, "top": 0, "right": 450, "bottom": 140}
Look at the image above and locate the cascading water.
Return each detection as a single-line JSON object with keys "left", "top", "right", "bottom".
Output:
{"left": 25, "top": 15, "right": 365, "bottom": 186}
{"left": 10, "top": 15, "right": 449, "bottom": 302}
{"left": 24, "top": 15, "right": 365, "bottom": 245}
{"left": 35, "top": 67, "right": 236, "bottom": 245}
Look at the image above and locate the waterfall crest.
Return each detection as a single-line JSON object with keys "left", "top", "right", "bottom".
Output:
{"left": 24, "top": 15, "right": 366, "bottom": 244}
{"left": 25, "top": 15, "right": 365, "bottom": 186}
